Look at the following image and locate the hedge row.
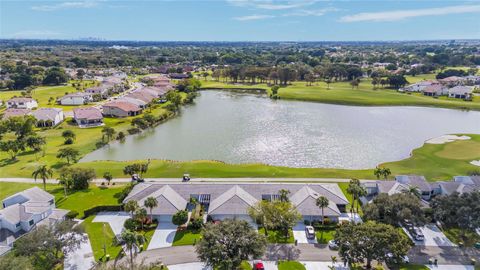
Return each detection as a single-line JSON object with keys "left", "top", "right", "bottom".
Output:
{"left": 83, "top": 205, "right": 123, "bottom": 218}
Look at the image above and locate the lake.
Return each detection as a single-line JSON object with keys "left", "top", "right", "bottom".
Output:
{"left": 81, "top": 90, "right": 480, "bottom": 169}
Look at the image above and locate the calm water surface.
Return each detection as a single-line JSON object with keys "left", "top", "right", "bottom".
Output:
{"left": 81, "top": 90, "right": 480, "bottom": 169}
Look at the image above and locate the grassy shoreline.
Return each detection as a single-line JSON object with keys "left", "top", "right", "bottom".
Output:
{"left": 200, "top": 78, "right": 480, "bottom": 111}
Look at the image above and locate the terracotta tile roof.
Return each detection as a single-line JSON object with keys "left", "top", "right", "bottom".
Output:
{"left": 73, "top": 107, "right": 103, "bottom": 120}
{"left": 3, "top": 108, "right": 31, "bottom": 118}
{"left": 103, "top": 101, "right": 141, "bottom": 112}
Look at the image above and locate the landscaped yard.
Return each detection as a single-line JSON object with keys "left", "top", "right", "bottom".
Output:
{"left": 443, "top": 227, "right": 480, "bottom": 247}
{"left": 258, "top": 228, "right": 295, "bottom": 244}
{"left": 337, "top": 182, "right": 362, "bottom": 215}
{"left": 314, "top": 226, "right": 336, "bottom": 244}
{"left": 172, "top": 228, "right": 202, "bottom": 246}
{"left": 81, "top": 215, "right": 123, "bottom": 262}
{"left": 277, "top": 261, "right": 306, "bottom": 270}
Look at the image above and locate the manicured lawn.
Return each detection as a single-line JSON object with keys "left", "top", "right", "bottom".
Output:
{"left": 399, "top": 265, "right": 428, "bottom": 270}
{"left": 314, "top": 226, "right": 336, "bottom": 244}
{"left": 172, "top": 228, "right": 202, "bottom": 246}
{"left": 383, "top": 133, "right": 480, "bottom": 181}
{"left": 278, "top": 261, "right": 306, "bottom": 270}
{"left": 443, "top": 227, "right": 480, "bottom": 247}
{"left": 81, "top": 215, "right": 123, "bottom": 262}
{"left": 139, "top": 223, "right": 158, "bottom": 250}
{"left": 239, "top": 261, "right": 253, "bottom": 270}
{"left": 258, "top": 228, "right": 295, "bottom": 244}
{"left": 52, "top": 185, "right": 124, "bottom": 217}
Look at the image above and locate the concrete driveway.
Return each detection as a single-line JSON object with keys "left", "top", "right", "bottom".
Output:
{"left": 417, "top": 224, "right": 455, "bottom": 247}
{"left": 426, "top": 265, "right": 474, "bottom": 270}
{"left": 92, "top": 211, "right": 130, "bottom": 236}
{"left": 301, "top": 261, "right": 349, "bottom": 270}
{"left": 64, "top": 234, "right": 95, "bottom": 270}
{"left": 293, "top": 223, "right": 317, "bottom": 244}
{"left": 147, "top": 222, "right": 177, "bottom": 250}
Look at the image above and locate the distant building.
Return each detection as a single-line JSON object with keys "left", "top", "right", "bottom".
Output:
{"left": 58, "top": 92, "right": 93, "bottom": 106}
{"left": 6, "top": 97, "right": 38, "bottom": 109}
{"left": 422, "top": 84, "right": 447, "bottom": 97}
{"left": 447, "top": 86, "right": 473, "bottom": 100}
{"left": 102, "top": 101, "right": 142, "bottom": 117}
{"left": 168, "top": 73, "right": 189, "bottom": 80}
{"left": 31, "top": 108, "right": 64, "bottom": 127}
{"left": 2, "top": 108, "right": 31, "bottom": 119}
{"left": 73, "top": 107, "right": 103, "bottom": 128}
{"left": 85, "top": 86, "right": 109, "bottom": 98}
{"left": 400, "top": 80, "right": 439, "bottom": 92}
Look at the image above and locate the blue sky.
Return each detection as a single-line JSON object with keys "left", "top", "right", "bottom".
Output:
{"left": 1, "top": 0, "right": 479, "bottom": 41}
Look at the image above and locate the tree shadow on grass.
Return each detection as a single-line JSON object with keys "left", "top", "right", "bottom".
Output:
{"left": 0, "top": 158, "right": 19, "bottom": 166}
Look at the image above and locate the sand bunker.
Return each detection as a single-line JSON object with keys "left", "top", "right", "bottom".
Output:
{"left": 471, "top": 160, "right": 480, "bottom": 167}
{"left": 426, "top": 135, "right": 471, "bottom": 144}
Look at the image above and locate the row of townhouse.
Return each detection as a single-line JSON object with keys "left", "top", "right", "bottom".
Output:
{"left": 124, "top": 183, "right": 349, "bottom": 225}
{"left": 3, "top": 108, "right": 65, "bottom": 127}
{"left": 0, "top": 187, "right": 68, "bottom": 252}
{"left": 58, "top": 76, "right": 128, "bottom": 106}
{"left": 361, "top": 175, "right": 480, "bottom": 204}
{"left": 400, "top": 76, "right": 479, "bottom": 100}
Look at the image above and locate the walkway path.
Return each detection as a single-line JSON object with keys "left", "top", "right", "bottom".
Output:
{"left": 0, "top": 177, "right": 376, "bottom": 184}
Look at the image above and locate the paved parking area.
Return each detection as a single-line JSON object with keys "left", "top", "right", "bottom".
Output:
{"left": 64, "top": 234, "right": 95, "bottom": 270}
{"left": 293, "top": 223, "right": 317, "bottom": 244}
{"left": 417, "top": 224, "right": 455, "bottom": 247}
{"left": 147, "top": 222, "right": 177, "bottom": 250}
{"left": 92, "top": 211, "right": 130, "bottom": 236}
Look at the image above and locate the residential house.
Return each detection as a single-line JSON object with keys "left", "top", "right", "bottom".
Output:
{"left": 400, "top": 80, "right": 439, "bottom": 92}
{"left": 31, "top": 108, "right": 64, "bottom": 127}
{"left": 126, "top": 90, "right": 156, "bottom": 104}
{"left": 439, "top": 76, "right": 463, "bottom": 87}
{"left": 395, "top": 175, "right": 433, "bottom": 200}
{"left": 448, "top": 86, "right": 473, "bottom": 100}
{"left": 85, "top": 86, "right": 109, "bottom": 99}
{"left": 169, "top": 73, "right": 189, "bottom": 80}
{"left": 433, "top": 176, "right": 480, "bottom": 196}
{"left": 58, "top": 92, "right": 93, "bottom": 106}
{"left": 6, "top": 97, "right": 38, "bottom": 109}
{"left": 2, "top": 108, "right": 31, "bottom": 119}
{"left": 119, "top": 97, "right": 148, "bottom": 109}
{"left": 422, "top": 84, "right": 448, "bottom": 97}
{"left": 0, "top": 187, "right": 68, "bottom": 234}
{"left": 124, "top": 183, "right": 349, "bottom": 224}
{"left": 102, "top": 101, "right": 142, "bottom": 117}
{"left": 73, "top": 107, "right": 103, "bottom": 127}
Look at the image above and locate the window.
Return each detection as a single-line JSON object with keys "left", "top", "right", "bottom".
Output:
{"left": 29, "top": 220, "right": 34, "bottom": 226}
{"left": 15, "top": 222, "right": 20, "bottom": 228}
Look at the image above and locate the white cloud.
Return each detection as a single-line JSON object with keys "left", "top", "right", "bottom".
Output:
{"left": 340, "top": 5, "right": 480, "bottom": 22}
{"left": 10, "top": 30, "right": 61, "bottom": 38}
{"left": 227, "top": 0, "right": 316, "bottom": 10}
{"left": 283, "top": 7, "right": 339, "bottom": 17}
{"left": 234, "top": 14, "right": 276, "bottom": 21}
{"left": 31, "top": 1, "right": 99, "bottom": 11}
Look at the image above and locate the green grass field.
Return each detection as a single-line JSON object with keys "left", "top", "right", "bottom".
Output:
{"left": 258, "top": 228, "right": 295, "bottom": 244}
{"left": 315, "top": 227, "right": 336, "bottom": 244}
{"left": 201, "top": 77, "right": 480, "bottom": 111}
{"left": 278, "top": 261, "right": 306, "bottom": 270}
{"left": 443, "top": 227, "right": 480, "bottom": 247}
{"left": 172, "top": 229, "right": 202, "bottom": 246}
{"left": 81, "top": 215, "right": 123, "bottom": 261}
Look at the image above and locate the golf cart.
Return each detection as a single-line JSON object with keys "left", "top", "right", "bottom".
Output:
{"left": 182, "top": 174, "right": 191, "bottom": 182}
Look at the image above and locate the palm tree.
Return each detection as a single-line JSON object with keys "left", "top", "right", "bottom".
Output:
{"left": 278, "top": 189, "right": 290, "bottom": 202}
{"left": 124, "top": 200, "right": 139, "bottom": 218}
{"left": 403, "top": 186, "right": 421, "bottom": 198}
{"left": 373, "top": 167, "right": 383, "bottom": 179}
{"left": 32, "top": 165, "right": 53, "bottom": 191}
{"left": 102, "top": 127, "right": 116, "bottom": 142}
{"left": 144, "top": 197, "right": 158, "bottom": 222}
{"left": 316, "top": 196, "right": 330, "bottom": 225}
{"left": 331, "top": 256, "right": 337, "bottom": 268}
{"left": 121, "top": 230, "right": 145, "bottom": 270}
{"left": 347, "top": 179, "right": 361, "bottom": 213}
{"left": 382, "top": 167, "right": 392, "bottom": 180}
{"left": 135, "top": 208, "right": 147, "bottom": 230}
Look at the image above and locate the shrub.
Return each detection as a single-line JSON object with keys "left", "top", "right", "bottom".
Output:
{"left": 117, "top": 183, "right": 135, "bottom": 203}
{"left": 64, "top": 138, "right": 74, "bottom": 145}
{"left": 124, "top": 218, "right": 140, "bottom": 231}
{"left": 188, "top": 218, "right": 203, "bottom": 230}
{"left": 172, "top": 210, "right": 188, "bottom": 226}
{"left": 95, "top": 141, "right": 107, "bottom": 149}
{"left": 66, "top": 210, "right": 79, "bottom": 219}
{"left": 127, "top": 128, "right": 141, "bottom": 135}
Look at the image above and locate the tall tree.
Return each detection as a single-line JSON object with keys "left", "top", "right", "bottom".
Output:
{"left": 56, "top": 147, "right": 80, "bottom": 164}
{"left": 316, "top": 196, "right": 330, "bottom": 225}
{"left": 125, "top": 200, "right": 139, "bottom": 218}
{"left": 335, "top": 221, "right": 410, "bottom": 269}
{"left": 363, "top": 193, "right": 426, "bottom": 226}
{"left": 196, "top": 219, "right": 266, "bottom": 270}
{"left": 121, "top": 230, "right": 145, "bottom": 270}
{"left": 32, "top": 165, "right": 53, "bottom": 191}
